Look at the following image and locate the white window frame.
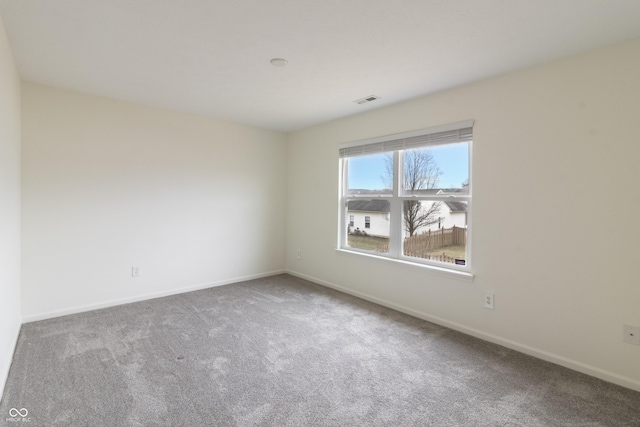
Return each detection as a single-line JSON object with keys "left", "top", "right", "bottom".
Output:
{"left": 338, "top": 121, "right": 473, "bottom": 273}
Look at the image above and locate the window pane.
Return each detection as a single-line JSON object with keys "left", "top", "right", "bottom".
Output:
{"left": 346, "top": 200, "right": 390, "bottom": 253}
{"left": 346, "top": 153, "right": 392, "bottom": 195}
{"left": 402, "top": 200, "right": 467, "bottom": 265}
{"left": 402, "top": 142, "right": 469, "bottom": 195}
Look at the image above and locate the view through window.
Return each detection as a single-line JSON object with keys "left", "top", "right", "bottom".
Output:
{"left": 339, "top": 123, "right": 472, "bottom": 269}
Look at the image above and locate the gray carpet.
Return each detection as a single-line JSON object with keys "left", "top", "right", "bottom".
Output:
{"left": 1, "top": 274, "right": 639, "bottom": 426}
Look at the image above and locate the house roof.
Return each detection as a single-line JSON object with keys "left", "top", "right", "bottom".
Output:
{"left": 444, "top": 201, "right": 467, "bottom": 213}
{"left": 350, "top": 188, "right": 467, "bottom": 196}
{"left": 416, "top": 188, "right": 468, "bottom": 196}
{"left": 347, "top": 199, "right": 467, "bottom": 214}
{"left": 347, "top": 200, "right": 390, "bottom": 213}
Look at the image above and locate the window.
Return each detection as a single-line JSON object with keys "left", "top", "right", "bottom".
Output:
{"left": 339, "top": 121, "right": 472, "bottom": 270}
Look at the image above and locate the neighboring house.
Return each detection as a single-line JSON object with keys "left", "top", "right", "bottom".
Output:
{"left": 400, "top": 187, "right": 468, "bottom": 235}
{"left": 424, "top": 200, "right": 467, "bottom": 232}
{"left": 347, "top": 200, "right": 390, "bottom": 237}
{"left": 347, "top": 194, "right": 467, "bottom": 237}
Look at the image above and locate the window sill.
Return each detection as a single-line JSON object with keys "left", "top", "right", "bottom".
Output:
{"left": 335, "top": 248, "right": 474, "bottom": 282}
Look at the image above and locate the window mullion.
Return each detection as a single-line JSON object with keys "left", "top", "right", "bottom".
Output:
{"left": 393, "top": 151, "right": 401, "bottom": 198}
{"left": 338, "top": 159, "right": 347, "bottom": 249}
{"left": 388, "top": 151, "right": 402, "bottom": 257}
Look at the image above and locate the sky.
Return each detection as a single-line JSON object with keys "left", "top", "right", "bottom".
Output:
{"left": 347, "top": 142, "right": 469, "bottom": 191}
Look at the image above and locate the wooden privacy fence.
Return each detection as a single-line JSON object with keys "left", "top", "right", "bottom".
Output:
{"left": 376, "top": 226, "right": 466, "bottom": 256}
{"left": 404, "top": 225, "right": 466, "bottom": 256}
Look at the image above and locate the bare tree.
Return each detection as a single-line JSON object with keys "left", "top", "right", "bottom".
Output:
{"left": 384, "top": 149, "right": 443, "bottom": 236}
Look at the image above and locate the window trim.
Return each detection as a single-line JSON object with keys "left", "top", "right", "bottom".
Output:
{"left": 335, "top": 247, "right": 474, "bottom": 282}
{"left": 338, "top": 121, "right": 473, "bottom": 273}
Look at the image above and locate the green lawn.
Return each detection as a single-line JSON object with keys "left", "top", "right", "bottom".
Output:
{"left": 347, "top": 234, "right": 389, "bottom": 251}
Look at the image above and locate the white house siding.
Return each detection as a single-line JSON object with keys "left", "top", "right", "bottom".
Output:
{"left": 348, "top": 201, "right": 466, "bottom": 238}
{"left": 416, "top": 201, "right": 467, "bottom": 234}
{"left": 349, "top": 211, "right": 389, "bottom": 237}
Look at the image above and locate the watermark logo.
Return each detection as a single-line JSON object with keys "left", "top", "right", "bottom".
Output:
{"left": 6, "top": 407, "right": 30, "bottom": 423}
{"left": 8, "top": 409, "right": 27, "bottom": 418}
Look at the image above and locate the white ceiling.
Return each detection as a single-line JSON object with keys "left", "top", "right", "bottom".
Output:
{"left": 1, "top": 1, "right": 639, "bottom": 132}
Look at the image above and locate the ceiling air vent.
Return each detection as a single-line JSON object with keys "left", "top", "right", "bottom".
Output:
{"left": 354, "top": 95, "right": 380, "bottom": 105}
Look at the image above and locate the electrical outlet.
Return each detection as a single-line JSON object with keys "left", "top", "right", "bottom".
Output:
{"left": 296, "top": 248, "right": 302, "bottom": 260}
{"left": 623, "top": 324, "right": 640, "bottom": 345}
{"left": 484, "top": 292, "right": 494, "bottom": 309}
{"left": 131, "top": 266, "right": 141, "bottom": 277}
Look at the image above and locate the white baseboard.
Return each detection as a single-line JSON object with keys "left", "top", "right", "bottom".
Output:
{"left": 286, "top": 269, "right": 640, "bottom": 393}
{"left": 23, "top": 269, "right": 286, "bottom": 323}
{"left": 0, "top": 318, "right": 21, "bottom": 402}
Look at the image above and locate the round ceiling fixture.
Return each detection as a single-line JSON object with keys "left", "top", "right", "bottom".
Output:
{"left": 270, "top": 58, "right": 288, "bottom": 67}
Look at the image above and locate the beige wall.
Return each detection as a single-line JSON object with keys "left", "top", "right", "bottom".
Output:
{"left": 21, "top": 83, "right": 287, "bottom": 320}
{"left": 286, "top": 38, "right": 640, "bottom": 390}
{"left": 0, "top": 14, "right": 21, "bottom": 397}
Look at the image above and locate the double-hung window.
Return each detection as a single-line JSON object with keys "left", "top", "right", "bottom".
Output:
{"left": 339, "top": 121, "right": 473, "bottom": 270}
